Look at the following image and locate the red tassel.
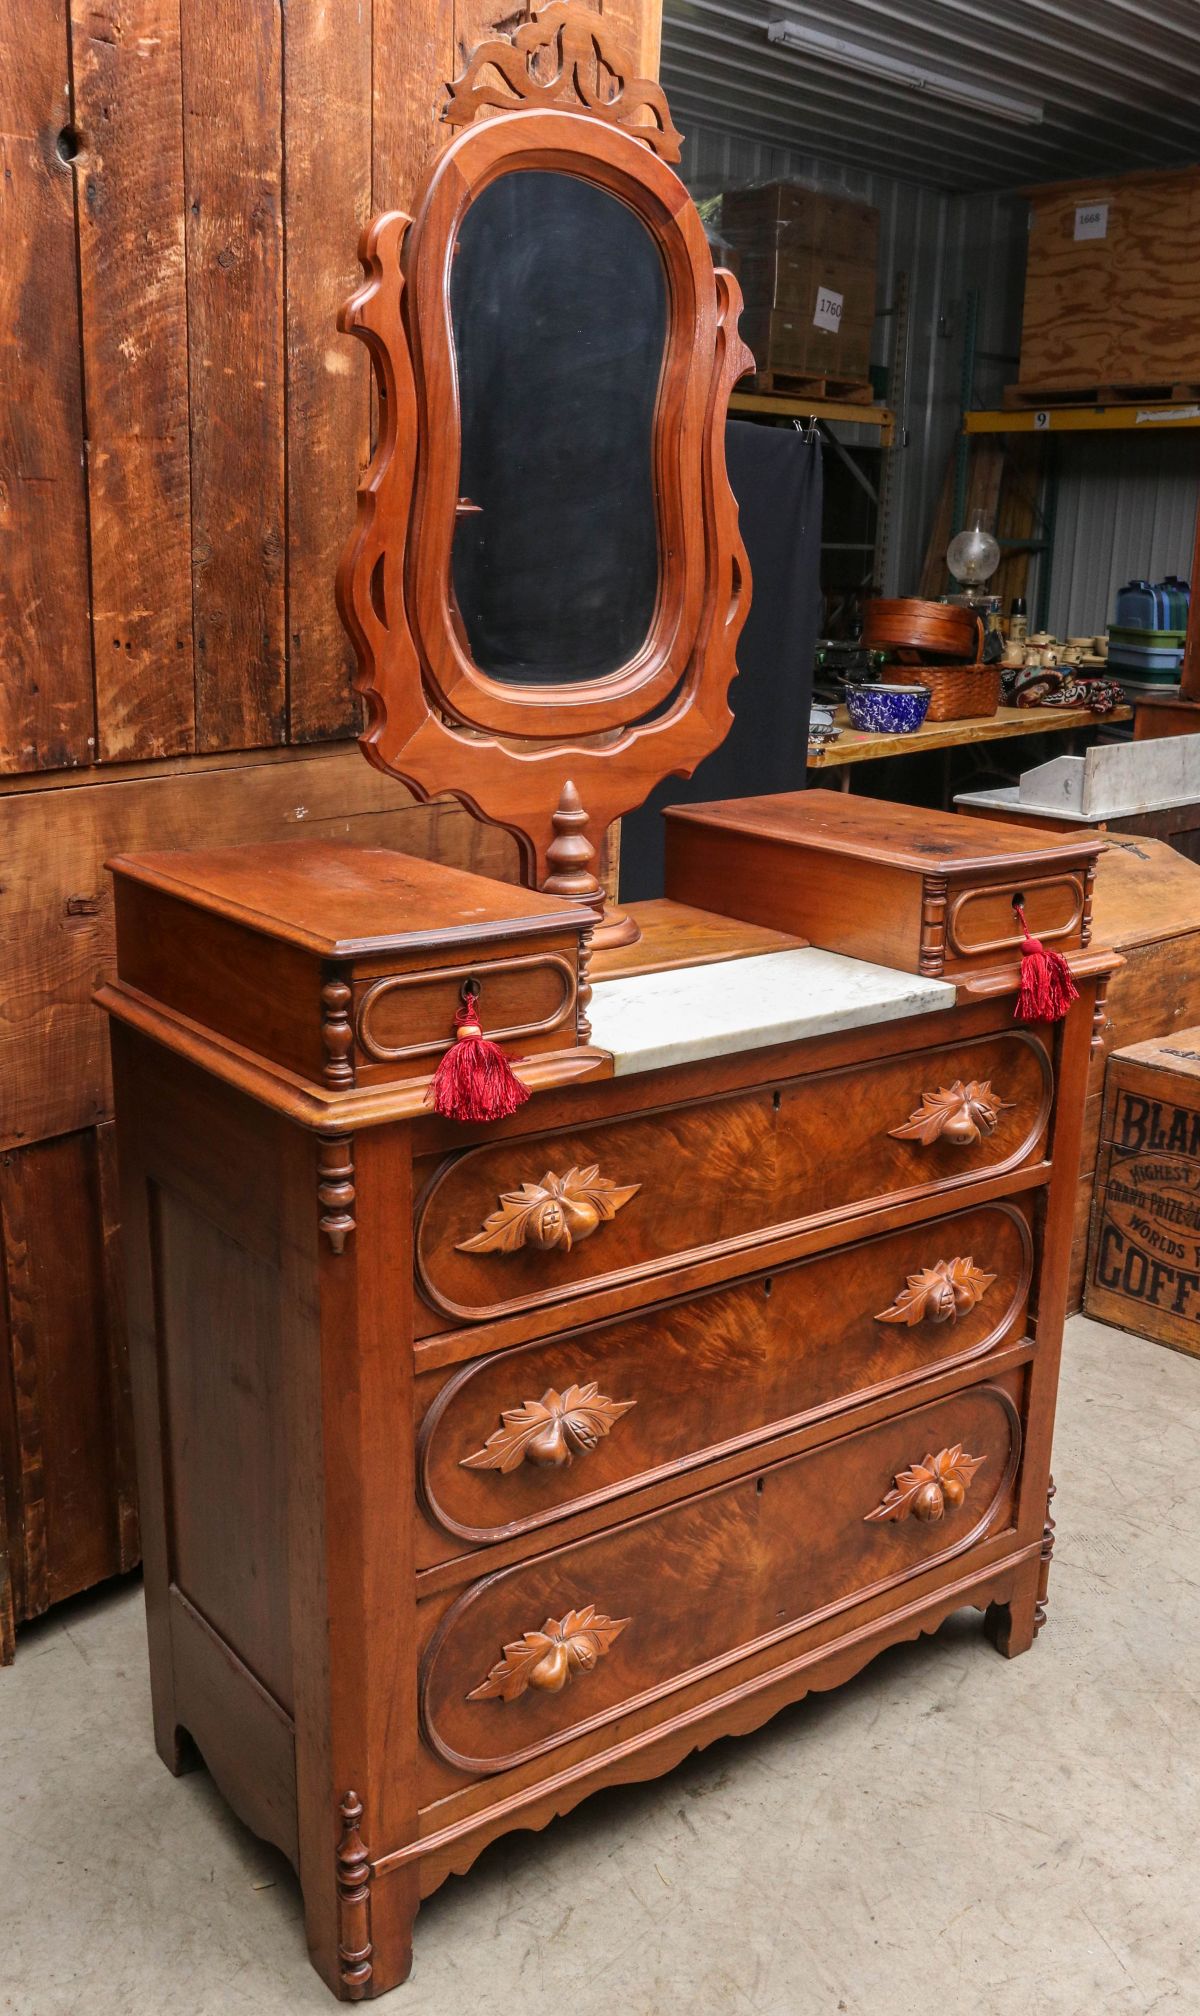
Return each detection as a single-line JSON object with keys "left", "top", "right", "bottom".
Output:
{"left": 428, "top": 986, "right": 530, "bottom": 1124}
{"left": 1013, "top": 904, "right": 1079, "bottom": 1024}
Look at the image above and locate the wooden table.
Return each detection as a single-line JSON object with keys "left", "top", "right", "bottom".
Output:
{"left": 808, "top": 702, "right": 1131, "bottom": 787}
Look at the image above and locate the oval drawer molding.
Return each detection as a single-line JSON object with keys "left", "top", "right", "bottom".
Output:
{"left": 415, "top": 1201, "right": 1032, "bottom": 1554}
{"left": 889, "top": 1078, "right": 1010, "bottom": 1149}
{"left": 355, "top": 952, "right": 576, "bottom": 1065}
{"left": 456, "top": 1164, "right": 640, "bottom": 1256}
{"left": 415, "top": 1032, "right": 1052, "bottom": 1327}
{"left": 460, "top": 1382, "right": 636, "bottom": 1472}
{"left": 418, "top": 1381, "right": 1022, "bottom": 1781}
{"left": 865, "top": 1443, "right": 986, "bottom": 1524}
{"left": 875, "top": 1256, "right": 996, "bottom": 1326}
{"left": 466, "top": 1606, "right": 629, "bottom": 1701}
{"left": 947, "top": 874, "right": 1083, "bottom": 961}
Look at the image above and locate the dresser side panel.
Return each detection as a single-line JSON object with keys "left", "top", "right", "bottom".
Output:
{"left": 113, "top": 875, "right": 324, "bottom": 1079}
{"left": 110, "top": 1026, "right": 302, "bottom": 1865}
{"left": 664, "top": 821, "right": 923, "bottom": 971}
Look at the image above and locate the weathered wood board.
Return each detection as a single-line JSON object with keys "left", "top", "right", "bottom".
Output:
{"left": 4, "top": 0, "right": 669, "bottom": 773}
{"left": 0, "top": 0, "right": 94, "bottom": 774}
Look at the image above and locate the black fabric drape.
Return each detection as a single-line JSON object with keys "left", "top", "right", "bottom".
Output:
{"left": 619, "top": 419, "right": 822, "bottom": 901}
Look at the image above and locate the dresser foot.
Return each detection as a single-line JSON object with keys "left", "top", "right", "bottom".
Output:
{"left": 985, "top": 1553, "right": 1041, "bottom": 1658}
{"left": 159, "top": 1721, "right": 202, "bottom": 1778}
{"left": 984, "top": 1585, "right": 1037, "bottom": 1659}
{"left": 326, "top": 1796, "right": 418, "bottom": 2000}
{"left": 355, "top": 1881, "right": 418, "bottom": 1999}
{"left": 986, "top": 1478, "right": 1057, "bottom": 1659}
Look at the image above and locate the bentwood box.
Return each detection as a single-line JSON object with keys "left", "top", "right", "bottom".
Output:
{"left": 664, "top": 790, "right": 1105, "bottom": 981}
{"left": 1086, "top": 1027, "right": 1200, "bottom": 1355}
{"left": 106, "top": 841, "right": 587, "bottom": 1093}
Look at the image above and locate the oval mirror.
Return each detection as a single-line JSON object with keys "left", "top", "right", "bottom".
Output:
{"left": 449, "top": 167, "right": 667, "bottom": 687}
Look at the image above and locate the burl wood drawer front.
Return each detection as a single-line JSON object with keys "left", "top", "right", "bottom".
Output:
{"left": 418, "top": 1379, "right": 1021, "bottom": 1780}
{"left": 415, "top": 1030, "right": 1052, "bottom": 1327}
{"left": 416, "top": 1201, "right": 1033, "bottom": 1555}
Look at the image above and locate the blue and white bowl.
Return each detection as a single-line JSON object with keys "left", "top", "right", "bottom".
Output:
{"left": 844, "top": 682, "right": 932, "bottom": 734}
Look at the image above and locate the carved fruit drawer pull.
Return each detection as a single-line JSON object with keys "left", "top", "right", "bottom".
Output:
{"left": 456, "top": 1163, "right": 640, "bottom": 1256}
{"left": 461, "top": 1382, "right": 636, "bottom": 1472}
{"left": 875, "top": 1256, "right": 996, "bottom": 1326}
{"left": 467, "top": 1605, "right": 629, "bottom": 1702}
{"left": 865, "top": 1444, "right": 986, "bottom": 1525}
{"left": 889, "top": 1078, "right": 1011, "bottom": 1149}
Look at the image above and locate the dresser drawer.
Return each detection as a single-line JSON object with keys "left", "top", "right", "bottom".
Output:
{"left": 416, "top": 1199, "right": 1033, "bottom": 1558}
{"left": 415, "top": 1028, "right": 1052, "bottom": 1328}
{"left": 418, "top": 1377, "right": 1022, "bottom": 1784}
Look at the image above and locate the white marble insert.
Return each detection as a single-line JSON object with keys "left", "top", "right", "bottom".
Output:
{"left": 589, "top": 946, "right": 955, "bottom": 1078}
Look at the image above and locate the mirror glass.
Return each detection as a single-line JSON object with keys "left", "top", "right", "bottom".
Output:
{"left": 449, "top": 168, "right": 667, "bottom": 687}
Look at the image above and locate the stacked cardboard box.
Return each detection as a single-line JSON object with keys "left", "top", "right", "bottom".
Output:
{"left": 720, "top": 181, "right": 880, "bottom": 393}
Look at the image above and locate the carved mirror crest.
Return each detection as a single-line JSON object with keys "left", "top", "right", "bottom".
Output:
{"left": 337, "top": 2, "right": 753, "bottom": 944}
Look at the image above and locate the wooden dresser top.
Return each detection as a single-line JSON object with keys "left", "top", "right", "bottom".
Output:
{"left": 665, "top": 788, "right": 1107, "bottom": 876}
{"left": 106, "top": 839, "right": 582, "bottom": 959}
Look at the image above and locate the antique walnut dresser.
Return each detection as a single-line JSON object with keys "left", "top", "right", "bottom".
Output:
{"left": 101, "top": 8, "right": 1114, "bottom": 2001}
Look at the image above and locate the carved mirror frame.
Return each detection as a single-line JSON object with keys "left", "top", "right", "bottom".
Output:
{"left": 337, "top": 2, "right": 753, "bottom": 941}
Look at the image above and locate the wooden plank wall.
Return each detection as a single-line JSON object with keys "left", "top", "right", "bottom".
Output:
{"left": 0, "top": 0, "right": 664, "bottom": 1657}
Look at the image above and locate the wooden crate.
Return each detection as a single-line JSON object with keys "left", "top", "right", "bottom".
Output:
{"left": 1017, "top": 166, "right": 1200, "bottom": 397}
{"left": 1067, "top": 836, "right": 1200, "bottom": 1310}
{"left": 720, "top": 182, "right": 879, "bottom": 388}
{"left": 1086, "top": 1026, "right": 1200, "bottom": 1354}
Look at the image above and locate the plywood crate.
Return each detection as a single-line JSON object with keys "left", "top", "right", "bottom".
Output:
{"left": 1086, "top": 1026, "right": 1200, "bottom": 1354}
{"left": 1017, "top": 166, "right": 1200, "bottom": 397}
{"left": 720, "top": 181, "right": 879, "bottom": 387}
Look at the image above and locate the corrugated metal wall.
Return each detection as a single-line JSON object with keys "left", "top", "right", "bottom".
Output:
{"left": 662, "top": 0, "right": 1200, "bottom": 194}
{"left": 685, "top": 122, "right": 1200, "bottom": 615}
{"left": 682, "top": 121, "right": 957, "bottom": 593}
{"left": 1042, "top": 431, "right": 1199, "bottom": 638}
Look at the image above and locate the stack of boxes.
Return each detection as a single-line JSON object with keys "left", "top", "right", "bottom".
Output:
{"left": 1108, "top": 577, "right": 1191, "bottom": 696}
{"left": 719, "top": 181, "right": 880, "bottom": 397}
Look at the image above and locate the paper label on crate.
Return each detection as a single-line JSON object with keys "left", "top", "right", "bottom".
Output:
{"left": 812, "top": 286, "right": 843, "bottom": 334}
{"left": 1073, "top": 202, "right": 1108, "bottom": 240}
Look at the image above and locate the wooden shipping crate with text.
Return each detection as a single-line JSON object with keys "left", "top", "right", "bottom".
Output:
{"left": 1086, "top": 1029, "right": 1200, "bottom": 1354}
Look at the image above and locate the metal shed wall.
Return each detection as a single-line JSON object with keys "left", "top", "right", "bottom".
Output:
{"left": 684, "top": 122, "right": 1199, "bottom": 615}
{"left": 662, "top": 0, "right": 1200, "bottom": 196}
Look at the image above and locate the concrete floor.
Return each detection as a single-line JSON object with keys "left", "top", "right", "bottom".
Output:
{"left": 2, "top": 1314, "right": 1197, "bottom": 2016}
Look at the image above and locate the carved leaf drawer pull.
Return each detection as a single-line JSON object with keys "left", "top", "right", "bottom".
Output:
{"left": 889, "top": 1078, "right": 1011, "bottom": 1149}
{"left": 865, "top": 1444, "right": 986, "bottom": 1525}
{"left": 461, "top": 1382, "right": 636, "bottom": 1472}
{"left": 875, "top": 1256, "right": 997, "bottom": 1326}
{"left": 456, "top": 1164, "right": 640, "bottom": 1257}
{"left": 467, "top": 1605, "right": 629, "bottom": 1702}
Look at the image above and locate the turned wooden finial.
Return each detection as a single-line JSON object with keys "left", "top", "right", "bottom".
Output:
{"left": 336, "top": 1790, "right": 373, "bottom": 1999}
{"left": 542, "top": 780, "right": 602, "bottom": 1043}
{"left": 543, "top": 779, "right": 604, "bottom": 907}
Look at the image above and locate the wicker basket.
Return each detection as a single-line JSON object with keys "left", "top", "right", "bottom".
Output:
{"left": 890, "top": 660, "right": 1002, "bottom": 723}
